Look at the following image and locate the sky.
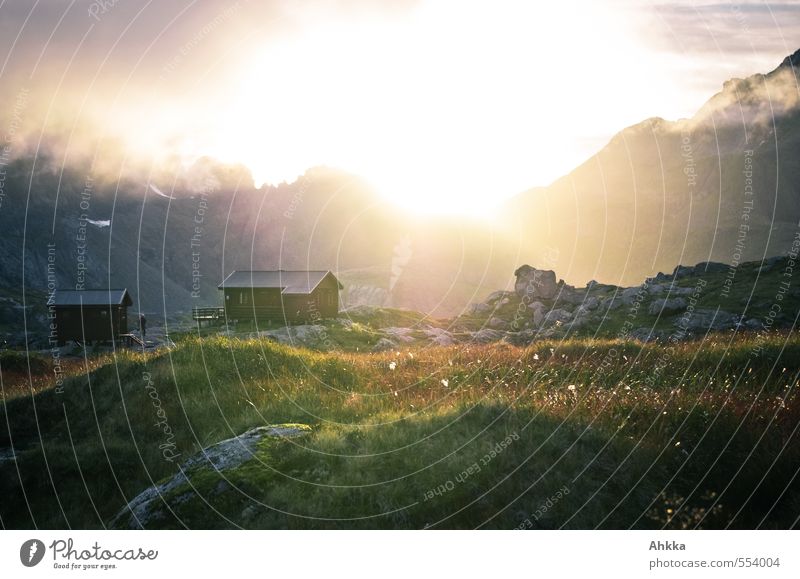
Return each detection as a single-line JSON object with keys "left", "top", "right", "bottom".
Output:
{"left": 1, "top": 0, "right": 799, "bottom": 214}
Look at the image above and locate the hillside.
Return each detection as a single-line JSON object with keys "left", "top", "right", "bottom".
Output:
{"left": 0, "top": 331, "right": 797, "bottom": 529}
{"left": 503, "top": 48, "right": 800, "bottom": 287}
{"left": 1, "top": 250, "right": 799, "bottom": 529}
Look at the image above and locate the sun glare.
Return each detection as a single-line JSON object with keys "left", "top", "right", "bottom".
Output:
{"left": 201, "top": 0, "right": 670, "bottom": 215}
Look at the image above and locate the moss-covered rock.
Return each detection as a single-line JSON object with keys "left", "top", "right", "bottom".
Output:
{"left": 110, "top": 424, "right": 311, "bottom": 529}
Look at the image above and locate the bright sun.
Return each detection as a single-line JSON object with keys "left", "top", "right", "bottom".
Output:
{"left": 200, "top": 0, "right": 678, "bottom": 215}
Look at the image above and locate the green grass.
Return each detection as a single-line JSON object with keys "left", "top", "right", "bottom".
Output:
{"left": 1, "top": 333, "right": 798, "bottom": 529}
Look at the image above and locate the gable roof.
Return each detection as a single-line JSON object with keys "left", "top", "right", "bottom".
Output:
{"left": 51, "top": 289, "right": 133, "bottom": 307}
{"left": 218, "top": 270, "right": 343, "bottom": 294}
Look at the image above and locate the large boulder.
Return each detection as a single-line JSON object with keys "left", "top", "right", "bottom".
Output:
{"left": 110, "top": 425, "right": 311, "bottom": 529}
{"left": 514, "top": 265, "right": 559, "bottom": 300}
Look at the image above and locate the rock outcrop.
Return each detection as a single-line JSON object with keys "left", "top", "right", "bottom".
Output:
{"left": 110, "top": 425, "right": 311, "bottom": 529}
{"left": 513, "top": 265, "right": 559, "bottom": 300}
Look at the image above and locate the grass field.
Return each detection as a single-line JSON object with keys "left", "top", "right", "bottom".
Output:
{"left": 1, "top": 331, "right": 799, "bottom": 529}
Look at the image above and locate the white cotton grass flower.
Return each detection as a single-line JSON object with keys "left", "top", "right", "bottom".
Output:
{"left": 441, "top": 379, "right": 449, "bottom": 387}
{"left": 389, "top": 361, "right": 397, "bottom": 371}
{"left": 533, "top": 353, "right": 539, "bottom": 360}
{"left": 567, "top": 384, "right": 576, "bottom": 391}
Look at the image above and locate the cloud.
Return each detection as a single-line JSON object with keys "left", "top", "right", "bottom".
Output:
{"left": 647, "top": 2, "right": 800, "bottom": 76}
{"left": 148, "top": 184, "right": 175, "bottom": 200}
{"left": 0, "top": 0, "right": 798, "bottom": 204}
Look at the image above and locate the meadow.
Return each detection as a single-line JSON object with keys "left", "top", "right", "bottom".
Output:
{"left": 1, "top": 331, "right": 798, "bottom": 529}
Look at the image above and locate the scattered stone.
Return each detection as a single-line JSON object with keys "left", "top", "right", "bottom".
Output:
{"left": 381, "top": 327, "right": 416, "bottom": 343}
{"left": 503, "top": 330, "right": 537, "bottom": 346}
{"left": 423, "top": 327, "right": 457, "bottom": 346}
{"left": 543, "top": 308, "right": 572, "bottom": 327}
{"left": 676, "top": 309, "right": 738, "bottom": 332}
{"left": 372, "top": 338, "right": 397, "bottom": 352}
{"left": 488, "top": 317, "right": 509, "bottom": 330}
{"left": 620, "top": 286, "right": 644, "bottom": 305}
{"left": 648, "top": 297, "right": 687, "bottom": 315}
{"left": 466, "top": 302, "right": 492, "bottom": 315}
{"left": 601, "top": 296, "right": 624, "bottom": 311}
{"left": 527, "top": 301, "right": 546, "bottom": 326}
{"left": 470, "top": 329, "right": 505, "bottom": 343}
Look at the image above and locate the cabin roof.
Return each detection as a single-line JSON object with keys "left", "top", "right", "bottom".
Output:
{"left": 51, "top": 289, "right": 133, "bottom": 307}
{"left": 218, "top": 270, "right": 343, "bottom": 294}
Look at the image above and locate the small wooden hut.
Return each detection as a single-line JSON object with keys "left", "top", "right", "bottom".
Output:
{"left": 218, "top": 270, "right": 342, "bottom": 323}
{"left": 50, "top": 289, "right": 133, "bottom": 345}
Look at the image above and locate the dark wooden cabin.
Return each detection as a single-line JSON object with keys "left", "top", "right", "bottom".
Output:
{"left": 50, "top": 289, "right": 133, "bottom": 345}
{"left": 218, "top": 270, "right": 343, "bottom": 323}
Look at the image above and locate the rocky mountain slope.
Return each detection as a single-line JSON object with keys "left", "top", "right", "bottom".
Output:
{"left": 503, "top": 48, "right": 800, "bottom": 287}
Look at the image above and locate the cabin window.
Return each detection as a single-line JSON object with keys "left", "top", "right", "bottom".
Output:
{"left": 239, "top": 291, "right": 249, "bottom": 305}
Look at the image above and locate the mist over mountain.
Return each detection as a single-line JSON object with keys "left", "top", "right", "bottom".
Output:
{"left": 504, "top": 48, "right": 800, "bottom": 287}
{"left": 1, "top": 49, "right": 799, "bottom": 338}
{"left": 0, "top": 154, "right": 519, "bottom": 334}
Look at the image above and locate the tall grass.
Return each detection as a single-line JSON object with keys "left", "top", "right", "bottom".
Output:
{"left": 1, "top": 332, "right": 798, "bottom": 529}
